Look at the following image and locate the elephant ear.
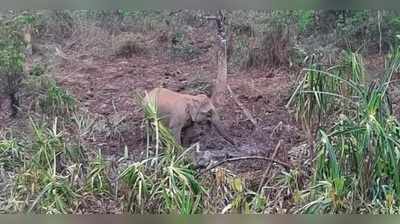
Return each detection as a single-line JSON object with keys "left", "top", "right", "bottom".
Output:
{"left": 188, "top": 98, "right": 201, "bottom": 121}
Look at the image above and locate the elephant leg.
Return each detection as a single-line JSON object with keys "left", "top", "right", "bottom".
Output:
{"left": 181, "top": 125, "right": 196, "bottom": 146}
{"left": 172, "top": 125, "right": 182, "bottom": 145}
{"left": 170, "top": 119, "right": 184, "bottom": 146}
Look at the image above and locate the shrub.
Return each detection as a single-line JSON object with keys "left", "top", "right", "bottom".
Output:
{"left": 29, "top": 64, "right": 46, "bottom": 76}
{"left": 39, "top": 81, "right": 76, "bottom": 117}
{"left": 0, "top": 18, "right": 26, "bottom": 117}
{"left": 112, "top": 33, "right": 147, "bottom": 58}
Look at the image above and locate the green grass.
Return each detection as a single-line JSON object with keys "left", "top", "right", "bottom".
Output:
{"left": 39, "top": 81, "right": 76, "bottom": 117}
{"left": 85, "top": 150, "right": 111, "bottom": 194}
{"left": 288, "top": 48, "right": 400, "bottom": 214}
{"left": 9, "top": 117, "right": 81, "bottom": 214}
{"left": 0, "top": 136, "right": 24, "bottom": 170}
{"left": 27, "top": 169, "right": 79, "bottom": 214}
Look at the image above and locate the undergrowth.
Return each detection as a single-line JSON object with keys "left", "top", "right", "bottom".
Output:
{"left": 288, "top": 48, "right": 400, "bottom": 214}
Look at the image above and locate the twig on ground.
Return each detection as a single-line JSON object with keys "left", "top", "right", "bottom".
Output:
{"left": 270, "top": 121, "right": 283, "bottom": 138}
{"left": 227, "top": 84, "right": 257, "bottom": 128}
{"left": 197, "top": 151, "right": 291, "bottom": 177}
{"left": 257, "top": 139, "right": 282, "bottom": 193}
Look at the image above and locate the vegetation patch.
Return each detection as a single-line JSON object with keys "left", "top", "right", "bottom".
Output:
{"left": 288, "top": 48, "right": 400, "bottom": 213}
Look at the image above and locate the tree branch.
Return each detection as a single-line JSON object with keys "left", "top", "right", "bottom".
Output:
{"left": 197, "top": 153, "right": 291, "bottom": 177}
{"left": 227, "top": 84, "right": 257, "bottom": 128}
{"left": 257, "top": 140, "right": 282, "bottom": 193}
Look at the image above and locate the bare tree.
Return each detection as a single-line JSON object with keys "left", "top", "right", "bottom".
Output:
{"left": 206, "top": 10, "right": 227, "bottom": 106}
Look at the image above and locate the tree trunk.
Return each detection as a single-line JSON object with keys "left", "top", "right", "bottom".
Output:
{"left": 23, "top": 23, "right": 33, "bottom": 58}
{"left": 209, "top": 10, "right": 227, "bottom": 106}
{"left": 212, "top": 39, "right": 227, "bottom": 105}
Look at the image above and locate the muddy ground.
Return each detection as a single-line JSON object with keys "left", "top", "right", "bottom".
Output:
{"left": 55, "top": 43, "right": 305, "bottom": 173}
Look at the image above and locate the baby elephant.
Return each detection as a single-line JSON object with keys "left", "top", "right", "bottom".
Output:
{"left": 143, "top": 87, "right": 235, "bottom": 146}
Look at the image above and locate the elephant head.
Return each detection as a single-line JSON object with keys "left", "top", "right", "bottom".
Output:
{"left": 188, "top": 95, "right": 236, "bottom": 146}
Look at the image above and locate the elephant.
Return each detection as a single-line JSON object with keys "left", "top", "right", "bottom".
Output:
{"left": 143, "top": 87, "right": 235, "bottom": 146}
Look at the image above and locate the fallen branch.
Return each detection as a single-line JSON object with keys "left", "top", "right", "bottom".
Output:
{"left": 257, "top": 139, "right": 282, "bottom": 193}
{"left": 227, "top": 85, "right": 257, "bottom": 127}
{"left": 197, "top": 153, "right": 291, "bottom": 177}
{"left": 270, "top": 121, "right": 283, "bottom": 138}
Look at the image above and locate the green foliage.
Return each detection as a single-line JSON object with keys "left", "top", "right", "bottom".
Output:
{"left": 336, "top": 10, "right": 370, "bottom": 37}
{"left": 4, "top": 118, "right": 82, "bottom": 214}
{"left": 85, "top": 150, "right": 111, "bottom": 194}
{"left": 26, "top": 170, "right": 78, "bottom": 214}
{"left": 334, "top": 10, "right": 400, "bottom": 52}
{"left": 0, "top": 13, "right": 40, "bottom": 117}
{"left": 29, "top": 64, "right": 46, "bottom": 76}
{"left": 204, "top": 169, "right": 270, "bottom": 214}
{"left": 0, "top": 21, "right": 25, "bottom": 75}
{"left": 289, "top": 48, "right": 400, "bottom": 213}
{"left": 119, "top": 160, "right": 152, "bottom": 213}
{"left": 0, "top": 137, "right": 24, "bottom": 170}
{"left": 0, "top": 19, "right": 26, "bottom": 115}
{"left": 169, "top": 32, "right": 202, "bottom": 61}
{"left": 39, "top": 81, "right": 76, "bottom": 117}
{"left": 118, "top": 146, "right": 205, "bottom": 214}
{"left": 266, "top": 10, "right": 314, "bottom": 34}
{"left": 287, "top": 63, "right": 334, "bottom": 131}
{"left": 389, "top": 16, "right": 400, "bottom": 47}
{"left": 288, "top": 50, "right": 370, "bottom": 132}
{"left": 297, "top": 10, "right": 314, "bottom": 33}
{"left": 29, "top": 117, "right": 65, "bottom": 170}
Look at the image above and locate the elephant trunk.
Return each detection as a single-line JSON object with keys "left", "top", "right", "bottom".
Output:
{"left": 211, "top": 113, "right": 236, "bottom": 146}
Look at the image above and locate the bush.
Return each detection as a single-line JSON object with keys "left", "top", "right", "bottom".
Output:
{"left": 29, "top": 64, "right": 46, "bottom": 76}
{"left": 0, "top": 17, "right": 27, "bottom": 117}
{"left": 39, "top": 81, "right": 76, "bottom": 117}
{"left": 112, "top": 33, "right": 147, "bottom": 58}
{"left": 226, "top": 10, "right": 301, "bottom": 70}
{"left": 168, "top": 31, "right": 202, "bottom": 61}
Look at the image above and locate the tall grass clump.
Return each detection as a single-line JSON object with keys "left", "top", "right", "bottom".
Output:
{"left": 288, "top": 49, "right": 400, "bottom": 213}
{"left": 117, "top": 94, "right": 205, "bottom": 214}
{"left": 0, "top": 136, "right": 24, "bottom": 170}
{"left": 39, "top": 81, "right": 76, "bottom": 118}
{"left": 141, "top": 93, "right": 183, "bottom": 157}
{"left": 3, "top": 117, "right": 82, "bottom": 214}
{"left": 85, "top": 150, "right": 111, "bottom": 195}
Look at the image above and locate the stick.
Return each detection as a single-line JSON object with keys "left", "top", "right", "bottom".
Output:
{"left": 257, "top": 140, "right": 282, "bottom": 193}
{"left": 378, "top": 10, "right": 382, "bottom": 55}
{"left": 197, "top": 152, "right": 291, "bottom": 177}
{"left": 270, "top": 121, "right": 283, "bottom": 138}
{"left": 227, "top": 85, "right": 257, "bottom": 127}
